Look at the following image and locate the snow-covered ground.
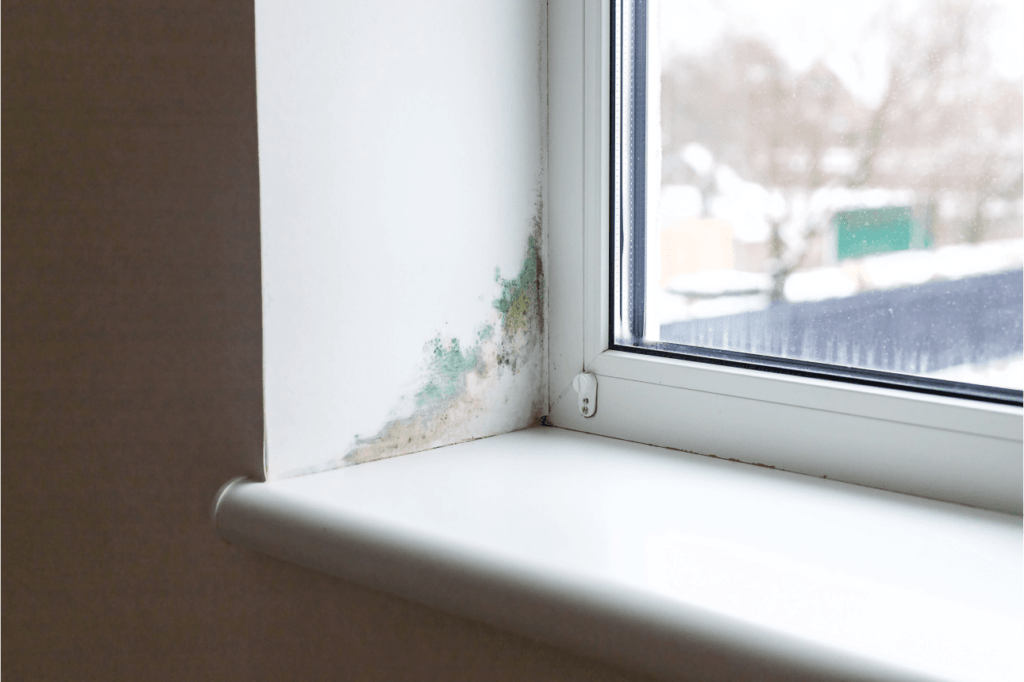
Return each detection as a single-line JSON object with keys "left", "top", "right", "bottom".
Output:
{"left": 655, "top": 238, "right": 1023, "bottom": 390}
{"left": 660, "top": 238, "right": 1024, "bottom": 323}
{"left": 926, "top": 357, "right": 1023, "bottom": 391}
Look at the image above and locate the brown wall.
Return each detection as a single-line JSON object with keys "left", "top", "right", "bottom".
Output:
{"left": 1, "top": 3, "right": 655, "bottom": 680}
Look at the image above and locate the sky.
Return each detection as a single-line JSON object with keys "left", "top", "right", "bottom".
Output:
{"left": 658, "top": 0, "right": 1024, "bottom": 106}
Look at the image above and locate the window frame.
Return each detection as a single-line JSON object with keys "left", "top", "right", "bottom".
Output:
{"left": 546, "top": 0, "right": 1023, "bottom": 515}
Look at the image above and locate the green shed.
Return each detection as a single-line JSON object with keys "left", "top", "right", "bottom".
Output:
{"left": 833, "top": 206, "right": 930, "bottom": 261}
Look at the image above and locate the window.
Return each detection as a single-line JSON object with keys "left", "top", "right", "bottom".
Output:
{"left": 548, "top": 0, "right": 1022, "bottom": 514}
{"left": 614, "top": 0, "right": 1023, "bottom": 405}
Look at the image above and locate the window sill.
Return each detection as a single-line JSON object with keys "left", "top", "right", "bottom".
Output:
{"left": 213, "top": 427, "right": 1022, "bottom": 682}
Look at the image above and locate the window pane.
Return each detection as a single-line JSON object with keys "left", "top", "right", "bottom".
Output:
{"left": 616, "top": 0, "right": 1024, "bottom": 396}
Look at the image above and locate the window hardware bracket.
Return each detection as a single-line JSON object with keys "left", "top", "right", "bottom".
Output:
{"left": 573, "top": 372, "right": 598, "bottom": 417}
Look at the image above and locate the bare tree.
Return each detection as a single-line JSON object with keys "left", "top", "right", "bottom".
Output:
{"left": 660, "top": 0, "right": 1023, "bottom": 303}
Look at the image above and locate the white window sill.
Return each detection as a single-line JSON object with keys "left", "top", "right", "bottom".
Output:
{"left": 213, "top": 427, "right": 1022, "bottom": 682}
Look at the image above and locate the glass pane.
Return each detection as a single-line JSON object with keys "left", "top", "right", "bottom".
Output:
{"left": 617, "top": 0, "right": 1024, "bottom": 394}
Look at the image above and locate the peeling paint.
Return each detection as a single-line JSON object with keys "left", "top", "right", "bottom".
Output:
{"left": 344, "top": 211, "right": 546, "bottom": 467}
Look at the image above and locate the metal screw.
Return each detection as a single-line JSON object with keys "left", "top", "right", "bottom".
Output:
{"left": 582, "top": 406, "right": 589, "bottom": 415}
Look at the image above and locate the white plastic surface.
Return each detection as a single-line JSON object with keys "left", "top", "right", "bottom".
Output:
{"left": 572, "top": 372, "right": 597, "bottom": 417}
{"left": 546, "top": 0, "right": 1022, "bottom": 513}
{"left": 214, "top": 427, "right": 1023, "bottom": 682}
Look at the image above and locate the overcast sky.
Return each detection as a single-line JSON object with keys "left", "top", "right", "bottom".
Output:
{"left": 658, "top": 0, "right": 1023, "bottom": 106}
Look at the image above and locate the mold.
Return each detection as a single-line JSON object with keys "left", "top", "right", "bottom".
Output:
{"left": 492, "top": 214, "right": 545, "bottom": 374}
{"left": 417, "top": 336, "right": 484, "bottom": 408}
{"left": 344, "top": 213, "right": 546, "bottom": 467}
{"left": 494, "top": 233, "right": 543, "bottom": 336}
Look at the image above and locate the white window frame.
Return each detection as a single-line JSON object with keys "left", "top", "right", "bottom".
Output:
{"left": 547, "top": 0, "right": 1022, "bottom": 515}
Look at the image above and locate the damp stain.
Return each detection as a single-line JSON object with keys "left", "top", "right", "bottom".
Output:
{"left": 492, "top": 214, "right": 544, "bottom": 374}
{"left": 494, "top": 231, "right": 543, "bottom": 337}
{"left": 416, "top": 336, "right": 484, "bottom": 407}
{"left": 344, "top": 213, "right": 545, "bottom": 466}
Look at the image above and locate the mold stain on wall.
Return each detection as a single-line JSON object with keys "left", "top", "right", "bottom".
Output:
{"left": 344, "top": 214, "right": 546, "bottom": 466}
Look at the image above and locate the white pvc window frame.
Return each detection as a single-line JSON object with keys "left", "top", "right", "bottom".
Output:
{"left": 546, "top": 0, "right": 1023, "bottom": 515}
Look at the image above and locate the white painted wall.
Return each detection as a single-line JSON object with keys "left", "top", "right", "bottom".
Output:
{"left": 257, "top": 0, "right": 548, "bottom": 478}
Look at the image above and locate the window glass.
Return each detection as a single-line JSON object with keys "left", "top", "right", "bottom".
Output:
{"left": 614, "top": 0, "right": 1024, "bottom": 400}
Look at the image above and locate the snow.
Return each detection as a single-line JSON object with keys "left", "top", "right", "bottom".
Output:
{"left": 820, "top": 147, "right": 857, "bottom": 175}
{"left": 686, "top": 294, "right": 770, "bottom": 319}
{"left": 806, "top": 186, "right": 917, "bottom": 213}
{"left": 656, "top": 238, "right": 1024, "bottom": 322}
{"left": 665, "top": 269, "right": 770, "bottom": 297}
{"left": 861, "top": 239, "right": 1024, "bottom": 290}
{"left": 784, "top": 267, "right": 859, "bottom": 302}
{"left": 660, "top": 185, "right": 704, "bottom": 225}
{"left": 682, "top": 143, "right": 715, "bottom": 176}
{"left": 652, "top": 287, "right": 769, "bottom": 323}
{"left": 926, "top": 357, "right": 1024, "bottom": 391}
{"left": 708, "top": 167, "right": 779, "bottom": 243}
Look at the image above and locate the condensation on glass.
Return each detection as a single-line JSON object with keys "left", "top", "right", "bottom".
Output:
{"left": 614, "top": 0, "right": 1024, "bottom": 394}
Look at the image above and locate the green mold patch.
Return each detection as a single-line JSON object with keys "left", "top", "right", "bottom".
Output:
{"left": 494, "top": 227, "right": 544, "bottom": 338}
{"left": 491, "top": 217, "right": 544, "bottom": 376}
{"left": 344, "top": 214, "right": 545, "bottom": 467}
{"left": 344, "top": 330, "right": 493, "bottom": 465}
{"left": 416, "top": 336, "right": 484, "bottom": 407}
